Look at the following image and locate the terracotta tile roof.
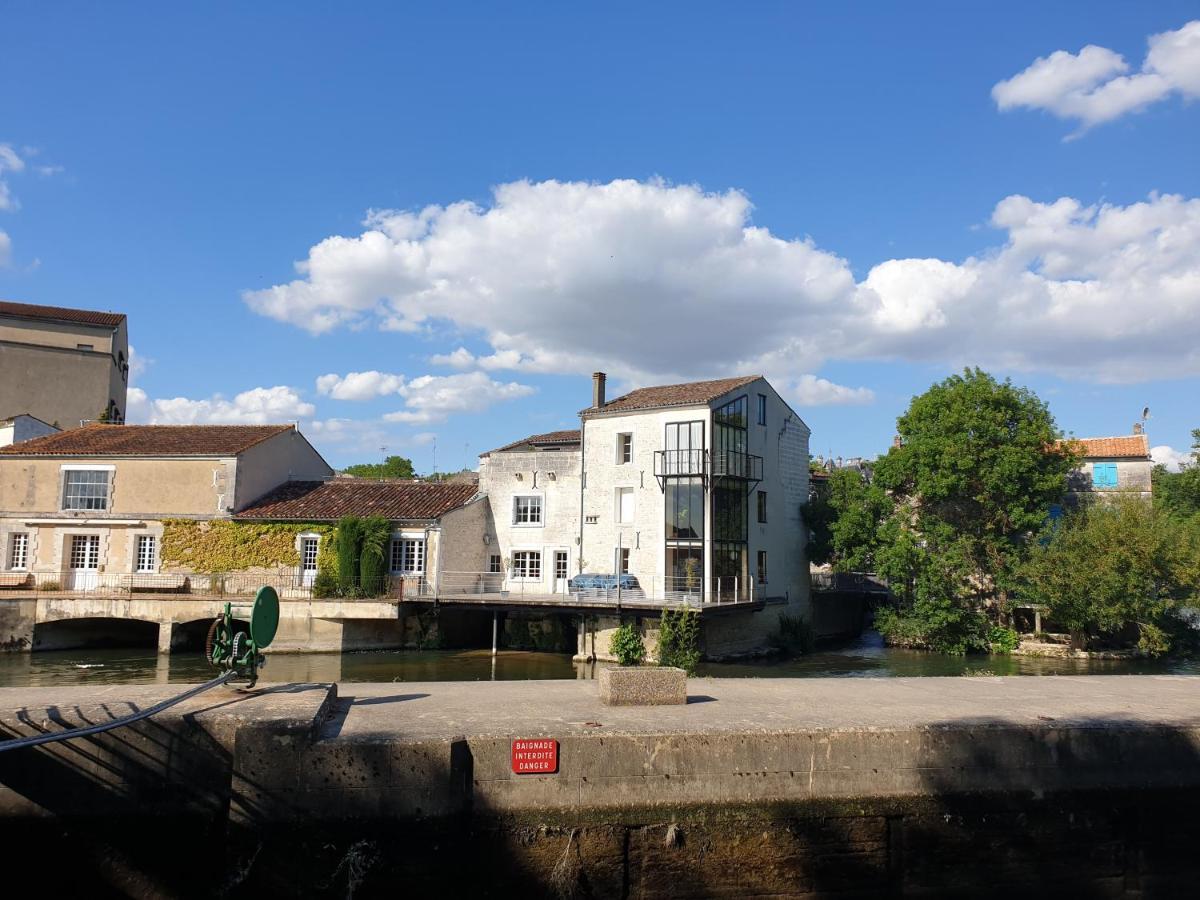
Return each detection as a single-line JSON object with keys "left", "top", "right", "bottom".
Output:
{"left": 0, "top": 299, "right": 126, "bottom": 328}
{"left": 582, "top": 375, "right": 762, "bottom": 417}
{"left": 0, "top": 424, "right": 294, "bottom": 457}
{"left": 1060, "top": 434, "right": 1151, "bottom": 460}
{"left": 235, "top": 479, "right": 479, "bottom": 521}
{"left": 482, "top": 429, "right": 582, "bottom": 456}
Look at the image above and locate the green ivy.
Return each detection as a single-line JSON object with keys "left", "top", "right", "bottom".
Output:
{"left": 160, "top": 520, "right": 335, "bottom": 574}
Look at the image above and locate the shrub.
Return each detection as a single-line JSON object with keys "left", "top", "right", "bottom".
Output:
{"left": 657, "top": 606, "right": 701, "bottom": 673}
{"left": 875, "top": 596, "right": 990, "bottom": 655}
{"left": 610, "top": 621, "right": 645, "bottom": 666}
{"left": 311, "top": 570, "right": 338, "bottom": 598}
{"left": 771, "top": 612, "right": 815, "bottom": 655}
{"left": 988, "top": 626, "right": 1020, "bottom": 655}
{"left": 358, "top": 515, "right": 390, "bottom": 596}
{"left": 335, "top": 516, "right": 363, "bottom": 593}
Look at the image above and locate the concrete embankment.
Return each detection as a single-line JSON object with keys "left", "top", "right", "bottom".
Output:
{"left": 3, "top": 676, "right": 1200, "bottom": 896}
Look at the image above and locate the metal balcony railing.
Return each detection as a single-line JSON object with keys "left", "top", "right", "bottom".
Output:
{"left": 711, "top": 449, "right": 763, "bottom": 481}
{"left": 653, "top": 448, "right": 709, "bottom": 478}
{"left": 408, "top": 572, "right": 754, "bottom": 607}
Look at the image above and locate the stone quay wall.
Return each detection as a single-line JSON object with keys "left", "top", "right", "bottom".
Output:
{"left": 2, "top": 676, "right": 1200, "bottom": 897}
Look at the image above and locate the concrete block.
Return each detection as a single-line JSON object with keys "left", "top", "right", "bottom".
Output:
{"left": 598, "top": 665, "right": 686, "bottom": 706}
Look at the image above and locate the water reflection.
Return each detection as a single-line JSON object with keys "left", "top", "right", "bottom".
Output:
{"left": 0, "top": 631, "right": 1196, "bottom": 687}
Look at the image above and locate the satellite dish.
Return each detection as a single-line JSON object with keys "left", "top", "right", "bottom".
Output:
{"left": 1142, "top": 407, "right": 1151, "bottom": 421}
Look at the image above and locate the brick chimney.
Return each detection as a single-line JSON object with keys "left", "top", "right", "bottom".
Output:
{"left": 592, "top": 372, "right": 606, "bottom": 408}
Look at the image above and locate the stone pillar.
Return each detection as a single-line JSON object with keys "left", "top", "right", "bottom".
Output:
{"left": 157, "top": 621, "right": 175, "bottom": 655}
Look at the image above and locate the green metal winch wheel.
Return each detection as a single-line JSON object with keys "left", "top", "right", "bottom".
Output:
{"left": 205, "top": 585, "right": 279, "bottom": 689}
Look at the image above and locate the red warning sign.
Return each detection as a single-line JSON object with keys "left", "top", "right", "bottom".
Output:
{"left": 511, "top": 738, "right": 558, "bottom": 774}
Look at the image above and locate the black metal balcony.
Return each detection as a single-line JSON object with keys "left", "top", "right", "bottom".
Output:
{"left": 712, "top": 450, "right": 763, "bottom": 481}
{"left": 653, "top": 448, "right": 709, "bottom": 478}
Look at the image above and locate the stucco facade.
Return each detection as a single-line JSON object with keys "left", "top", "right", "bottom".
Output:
{"left": 0, "top": 426, "right": 332, "bottom": 585}
{"left": 1064, "top": 434, "right": 1154, "bottom": 504}
{"left": 0, "top": 303, "right": 129, "bottom": 428}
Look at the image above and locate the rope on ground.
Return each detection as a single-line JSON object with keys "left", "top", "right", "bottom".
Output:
{"left": 0, "top": 672, "right": 237, "bottom": 753}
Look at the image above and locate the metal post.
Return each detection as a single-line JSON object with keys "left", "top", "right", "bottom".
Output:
{"left": 616, "top": 532, "right": 623, "bottom": 612}
{"left": 492, "top": 610, "right": 498, "bottom": 657}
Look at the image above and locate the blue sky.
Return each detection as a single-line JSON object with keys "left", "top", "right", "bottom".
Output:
{"left": 2, "top": 2, "right": 1199, "bottom": 471}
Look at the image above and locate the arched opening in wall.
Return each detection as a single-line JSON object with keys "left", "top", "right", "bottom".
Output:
{"left": 32, "top": 617, "right": 158, "bottom": 652}
{"left": 170, "top": 617, "right": 249, "bottom": 654}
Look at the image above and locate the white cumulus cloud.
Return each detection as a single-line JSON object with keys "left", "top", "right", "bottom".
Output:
{"left": 316, "top": 370, "right": 407, "bottom": 400}
{"left": 244, "top": 179, "right": 1200, "bottom": 393}
{"left": 382, "top": 372, "right": 536, "bottom": 425}
{"left": 992, "top": 20, "right": 1200, "bottom": 134}
{"left": 1151, "top": 444, "right": 1195, "bottom": 473}
{"left": 126, "top": 385, "right": 315, "bottom": 425}
{"left": 786, "top": 375, "right": 875, "bottom": 406}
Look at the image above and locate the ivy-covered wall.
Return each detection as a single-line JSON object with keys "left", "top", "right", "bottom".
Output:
{"left": 161, "top": 520, "right": 336, "bottom": 574}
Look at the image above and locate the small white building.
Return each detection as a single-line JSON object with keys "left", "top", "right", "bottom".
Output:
{"left": 0, "top": 414, "right": 59, "bottom": 448}
{"left": 1063, "top": 433, "right": 1153, "bottom": 503}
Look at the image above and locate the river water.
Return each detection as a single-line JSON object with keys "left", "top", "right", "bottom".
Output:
{"left": 1, "top": 631, "right": 1197, "bottom": 687}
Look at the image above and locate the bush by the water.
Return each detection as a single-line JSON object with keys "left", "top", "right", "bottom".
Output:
{"left": 874, "top": 595, "right": 990, "bottom": 656}
{"left": 771, "top": 612, "right": 815, "bottom": 655}
{"left": 988, "top": 626, "right": 1020, "bottom": 655}
{"left": 610, "top": 621, "right": 646, "bottom": 666}
{"left": 657, "top": 606, "right": 701, "bottom": 673}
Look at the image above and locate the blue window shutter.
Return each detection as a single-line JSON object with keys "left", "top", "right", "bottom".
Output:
{"left": 1092, "top": 463, "right": 1117, "bottom": 488}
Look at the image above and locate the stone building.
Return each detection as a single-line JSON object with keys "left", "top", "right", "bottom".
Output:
{"left": 1063, "top": 433, "right": 1153, "bottom": 503}
{"left": 0, "top": 424, "right": 333, "bottom": 591}
{"left": 477, "top": 373, "right": 812, "bottom": 658}
{"left": 0, "top": 300, "right": 130, "bottom": 428}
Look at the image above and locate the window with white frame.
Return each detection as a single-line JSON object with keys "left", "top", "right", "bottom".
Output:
{"left": 511, "top": 550, "right": 541, "bottom": 579}
{"left": 62, "top": 469, "right": 110, "bottom": 511}
{"left": 135, "top": 535, "right": 157, "bottom": 573}
{"left": 70, "top": 534, "right": 100, "bottom": 570}
{"left": 7, "top": 532, "right": 29, "bottom": 570}
{"left": 512, "top": 495, "right": 543, "bottom": 525}
{"left": 616, "top": 487, "right": 635, "bottom": 524}
{"left": 554, "top": 550, "right": 569, "bottom": 580}
{"left": 617, "top": 432, "right": 633, "bottom": 464}
{"left": 488, "top": 554, "right": 503, "bottom": 574}
{"left": 300, "top": 537, "right": 319, "bottom": 573}
{"left": 389, "top": 538, "right": 425, "bottom": 574}
{"left": 618, "top": 547, "right": 630, "bottom": 574}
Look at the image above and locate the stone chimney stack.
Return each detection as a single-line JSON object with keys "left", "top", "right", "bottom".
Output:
{"left": 1133, "top": 422, "right": 1144, "bottom": 435}
{"left": 592, "top": 372, "right": 606, "bottom": 409}
{"left": 892, "top": 435, "right": 903, "bottom": 449}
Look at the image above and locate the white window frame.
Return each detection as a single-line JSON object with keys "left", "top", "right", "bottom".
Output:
{"left": 7, "top": 532, "right": 29, "bottom": 571}
{"left": 300, "top": 535, "right": 320, "bottom": 572}
{"left": 554, "top": 550, "right": 569, "bottom": 580}
{"left": 615, "top": 487, "right": 635, "bottom": 524}
{"left": 389, "top": 537, "right": 425, "bottom": 575}
{"left": 488, "top": 554, "right": 503, "bottom": 574}
{"left": 70, "top": 534, "right": 101, "bottom": 570}
{"left": 618, "top": 547, "right": 630, "bottom": 575}
{"left": 511, "top": 550, "right": 542, "bottom": 580}
{"left": 135, "top": 534, "right": 157, "bottom": 573}
{"left": 512, "top": 494, "right": 544, "bottom": 527}
{"left": 617, "top": 432, "right": 633, "bottom": 465}
{"left": 61, "top": 465, "right": 115, "bottom": 512}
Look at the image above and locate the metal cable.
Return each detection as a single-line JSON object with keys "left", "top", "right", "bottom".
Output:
{"left": 0, "top": 672, "right": 237, "bottom": 753}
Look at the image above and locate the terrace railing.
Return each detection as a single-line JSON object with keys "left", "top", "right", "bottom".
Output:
{"left": 409, "top": 572, "right": 754, "bottom": 607}
{"left": 0, "top": 571, "right": 417, "bottom": 601}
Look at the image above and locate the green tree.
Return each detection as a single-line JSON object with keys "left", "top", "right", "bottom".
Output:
{"left": 1153, "top": 428, "right": 1200, "bottom": 522}
{"left": 802, "top": 466, "right": 891, "bottom": 570}
{"left": 335, "top": 516, "right": 363, "bottom": 593}
{"left": 358, "top": 515, "right": 391, "bottom": 596}
{"left": 341, "top": 456, "right": 416, "bottom": 479}
{"left": 1018, "top": 496, "right": 1200, "bottom": 653}
{"left": 864, "top": 369, "right": 1076, "bottom": 652}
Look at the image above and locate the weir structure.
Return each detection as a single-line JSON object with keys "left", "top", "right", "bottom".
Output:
{"left": 2, "top": 675, "right": 1200, "bottom": 896}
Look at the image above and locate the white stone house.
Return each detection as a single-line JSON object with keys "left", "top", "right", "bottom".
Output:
{"left": 1062, "top": 433, "right": 1153, "bottom": 504}
{"left": 477, "top": 374, "right": 813, "bottom": 654}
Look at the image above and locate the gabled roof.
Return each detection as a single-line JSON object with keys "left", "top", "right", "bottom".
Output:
{"left": 235, "top": 479, "right": 479, "bottom": 521}
{"left": 1061, "top": 434, "right": 1151, "bottom": 460}
{"left": 0, "top": 299, "right": 126, "bottom": 329}
{"left": 581, "top": 375, "right": 762, "bottom": 417}
{"left": 482, "top": 429, "right": 582, "bottom": 456}
{"left": 0, "top": 424, "right": 294, "bottom": 457}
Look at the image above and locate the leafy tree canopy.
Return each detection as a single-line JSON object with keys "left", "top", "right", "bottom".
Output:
{"left": 1153, "top": 428, "right": 1200, "bottom": 522}
{"left": 1018, "top": 496, "right": 1200, "bottom": 653}
{"left": 341, "top": 456, "right": 416, "bottom": 479}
